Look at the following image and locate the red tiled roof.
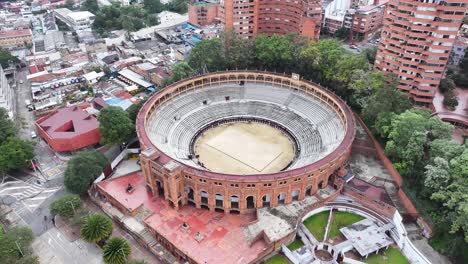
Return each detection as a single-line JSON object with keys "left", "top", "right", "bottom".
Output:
{"left": 0, "top": 28, "right": 32, "bottom": 39}
{"left": 37, "top": 106, "right": 99, "bottom": 139}
{"left": 113, "top": 90, "right": 133, "bottom": 100}
{"left": 97, "top": 172, "right": 266, "bottom": 264}
{"left": 28, "top": 65, "right": 39, "bottom": 74}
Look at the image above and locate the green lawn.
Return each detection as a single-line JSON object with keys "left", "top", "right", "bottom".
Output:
{"left": 364, "top": 248, "right": 410, "bottom": 264}
{"left": 266, "top": 254, "right": 291, "bottom": 264}
{"left": 287, "top": 239, "right": 304, "bottom": 251}
{"left": 328, "top": 211, "right": 365, "bottom": 239}
{"left": 303, "top": 211, "right": 329, "bottom": 241}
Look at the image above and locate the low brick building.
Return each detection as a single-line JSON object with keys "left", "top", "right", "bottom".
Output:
{"left": 0, "top": 27, "right": 32, "bottom": 50}
{"left": 35, "top": 106, "right": 101, "bottom": 152}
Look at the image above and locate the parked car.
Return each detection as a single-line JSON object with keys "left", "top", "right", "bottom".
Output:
{"left": 31, "top": 131, "right": 37, "bottom": 139}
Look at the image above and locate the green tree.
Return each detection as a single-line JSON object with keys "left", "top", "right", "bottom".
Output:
{"left": 424, "top": 157, "right": 451, "bottom": 192}
{"left": 127, "top": 100, "right": 146, "bottom": 124}
{"left": 429, "top": 139, "right": 464, "bottom": 161}
{"left": 334, "top": 53, "right": 370, "bottom": 85}
{"left": 439, "top": 78, "right": 455, "bottom": 93}
{"left": 0, "top": 107, "right": 17, "bottom": 144}
{"left": 64, "top": 150, "right": 108, "bottom": 195}
{"left": 98, "top": 106, "right": 134, "bottom": 145}
{"left": 81, "top": 0, "right": 99, "bottom": 12}
{"left": 188, "top": 38, "right": 225, "bottom": 72}
{"left": 299, "top": 39, "right": 346, "bottom": 83}
{"left": 80, "top": 214, "right": 113, "bottom": 245}
{"left": 64, "top": 0, "right": 75, "bottom": 9}
{"left": 144, "top": 0, "right": 164, "bottom": 13}
{"left": 382, "top": 109, "right": 453, "bottom": 171}
{"left": 103, "top": 237, "right": 131, "bottom": 264}
{"left": 169, "top": 62, "right": 195, "bottom": 83}
{"left": 453, "top": 73, "right": 468, "bottom": 88}
{"left": 50, "top": 195, "right": 82, "bottom": 218}
{"left": 334, "top": 27, "right": 350, "bottom": 39}
{"left": 363, "top": 46, "right": 377, "bottom": 64}
{"left": 443, "top": 90, "right": 458, "bottom": 110}
{"left": 349, "top": 71, "right": 386, "bottom": 108}
{"left": 0, "top": 50, "right": 20, "bottom": 69}
{"left": 0, "top": 226, "right": 35, "bottom": 263}
{"left": 0, "top": 137, "right": 35, "bottom": 174}
{"left": 164, "top": 0, "right": 188, "bottom": 14}
{"left": 255, "top": 34, "right": 296, "bottom": 71}
{"left": 361, "top": 75, "right": 411, "bottom": 125}
{"left": 221, "top": 31, "right": 255, "bottom": 70}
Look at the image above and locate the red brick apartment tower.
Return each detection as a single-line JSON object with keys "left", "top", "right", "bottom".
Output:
{"left": 220, "top": 0, "right": 322, "bottom": 40}
{"left": 188, "top": 2, "right": 220, "bottom": 27}
{"left": 374, "top": 0, "right": 467, "bottom": 104}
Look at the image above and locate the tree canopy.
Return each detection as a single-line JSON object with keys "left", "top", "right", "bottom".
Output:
{"left": 0, "top": 226, "right": 37, "bottom": 264}
{"left": 92, "top": 4, "right": 159, "bottom": 35}
{"left": 81, "top": 214, "right": 113, "bottom": 244}
{"left": 0, "top": 107, "right": 17, "bottom": 144}
{"left": 64, "top": 150, "right": 108, "bottom": 195}
{"left": 334, "top": 27, "right": 350, "bottom": 40}
{"left": 103, "top": 237, "right": 131, "bottom": 264}
{"left": 50, "top": 195, "right": 82, "bottom": 218}
{"left": 81, "top": 0, "right": 99, "bottom": 12}
{"left": 0, "top": 137, "right": 35, "bottom": 174}
{"left": 98, "top": 106, "right": 134, "bottom": 146}
{"left": 0, "top": 50, "right": 19, "bottom": 69}
{"left": 126, "top": 100, "right": 146, "bottom": 124}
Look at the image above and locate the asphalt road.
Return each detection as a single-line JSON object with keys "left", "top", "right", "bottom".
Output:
{"left": 15, "top": 67, "right": 34, "bottom": 140}
{"left": 32, "top": 228, "right": 103, "bottom": 264}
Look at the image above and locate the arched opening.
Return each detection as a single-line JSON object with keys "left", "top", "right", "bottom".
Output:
{"left": 156, "top": 181, "right": 164, "bottom": 197}
{"left": 215, "top": 194, "right": 224, "bottom": 208}
{"left": 305, "top": 185, "right": 312, "bottom": 196}
{"left": 262, "top": 195, "right": 271, "bottom": 208}
{"left": 201, "top": 191, "right": 208, "bottom": 205}
{"left": 186, "top": 186, "right": 194, "bottom": 201}
{"left": 230, "top": 196, "right": 239, "bottom": 209}
{"left": 246, "top": 196, "right": 255, "bottom": 209}
{"left": 277, "top": 192, "right": 285, "bottom": 205}
{"left": 318, "top": 180, "right": 324, "bottom": 189}
{"left": 292, "top": 190, "right": 300, "bottom": 201}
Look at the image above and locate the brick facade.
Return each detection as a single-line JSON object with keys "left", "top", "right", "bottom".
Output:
{"left": 374, "top": 0, "right": 466, "bottom": 104}
{"left": 136, "top": 71, "right": 356, "bottom": 214}
{"left": 189, "top": 0, "right": 322, "bottom": 40}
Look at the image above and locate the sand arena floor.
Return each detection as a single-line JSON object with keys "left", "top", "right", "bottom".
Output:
{"left": 193, "top": 122, "right": 296, "bottom": 174}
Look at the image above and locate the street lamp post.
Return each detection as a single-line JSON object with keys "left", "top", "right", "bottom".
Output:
{"left": 66, "top": 200, "right": 76, "bottom": 214}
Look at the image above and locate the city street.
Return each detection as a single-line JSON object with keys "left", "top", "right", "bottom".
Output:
{"left": 0, "top": 67, "right": 70, "bottom": 238}
{"left": 15, "top": 67, "right": 34, "bottom": 140}
{"left": 32, "top": 228, "right": 103, "bottom": 264}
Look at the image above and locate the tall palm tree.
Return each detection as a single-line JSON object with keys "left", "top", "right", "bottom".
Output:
{"left": 80, "top": 214, "right": 113, "bottom": 245}
{"left": 103, "top": 237, "right": 131, "bottom": 264}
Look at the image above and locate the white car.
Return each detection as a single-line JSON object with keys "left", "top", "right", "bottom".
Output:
{"left": 31, "top": 131, "right": 37, "bottom": 139}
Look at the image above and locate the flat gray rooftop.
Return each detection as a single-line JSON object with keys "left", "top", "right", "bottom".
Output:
{"left": 340, "top": 218, "right": 393, "bottom": 257}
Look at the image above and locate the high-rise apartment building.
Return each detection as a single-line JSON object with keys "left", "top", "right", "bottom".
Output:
{"left": 344, "top": 0, "right": 388, "bottom": 42}
{"left": 374, "top": 0, "right": 466, "bottom": 104}
{"left": 189, "top": 0, "right": 323, "bottom": 40}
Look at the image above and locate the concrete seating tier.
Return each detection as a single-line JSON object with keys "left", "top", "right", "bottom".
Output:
{"left": 146, "top": 82, "right": 345, "bottom": 171}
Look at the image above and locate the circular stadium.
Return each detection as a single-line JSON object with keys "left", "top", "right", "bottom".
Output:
{"left": 136, "top": 71, "right": 355, "bottom": 213}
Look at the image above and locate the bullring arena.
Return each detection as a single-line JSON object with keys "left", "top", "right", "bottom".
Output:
{"left": 94, "top": 71, "right": 431, "bottom": 264}
{"left": 136, "top": 71, "right": 355, "bottom": 213}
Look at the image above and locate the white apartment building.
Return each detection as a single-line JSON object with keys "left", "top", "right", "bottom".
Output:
{"left": 54, "top": 8, "right": 95, "bottom": 32}
{"left": 0, "top": 65, "right": 15, "bottom": 119}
